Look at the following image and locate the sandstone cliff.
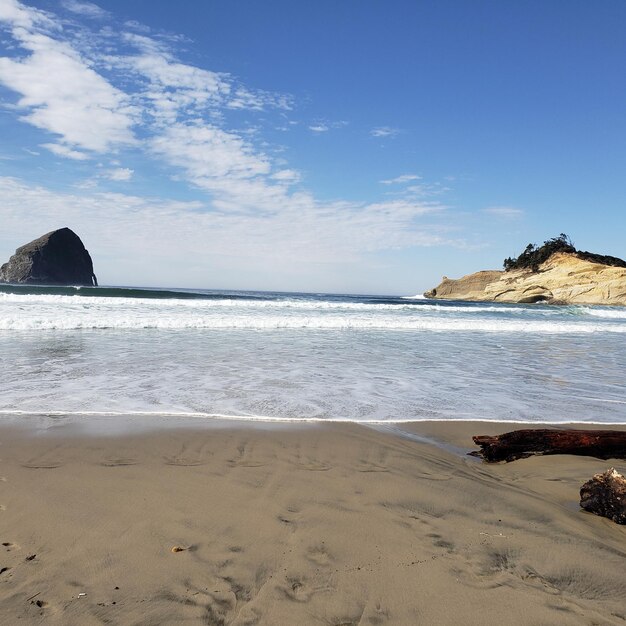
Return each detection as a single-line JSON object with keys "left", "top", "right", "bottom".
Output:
{"left": 0, "top": 228, "right": 98, "bottom": 286}
{"left": 425, "top": 252, "right": 626, "bottom": 306}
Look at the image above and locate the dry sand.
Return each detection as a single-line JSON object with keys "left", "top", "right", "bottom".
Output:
{"left": 0, "top": 418, "right": 625, "bottom": 625}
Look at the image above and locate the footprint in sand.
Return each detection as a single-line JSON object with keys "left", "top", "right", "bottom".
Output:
{"left": 292, "top": 459, "right": 332, "bottom": 471}
{"left": 277, "top": 515, "right": 297, "bottom": 528}
{"left": 100, "top": 457, "right": 138, "bottom": 467}
{"left": 22, "top": 462, "right": 62, "bottom": 469}
{"left": 305, "top": 545, "right": 332, "bottom": 567}
{"left": 282, "top": 578, "right": 309, "bottom": 602}
{"left": 228, "top": 443, "right": 266, "bottom": 468}
{"left": 356, "top": 462, "right": 389, "bottom": 473}
{"left": 163, "top": 456, "right": 206, "bottom": 467}
{"left": 427, "top": 533, "right": 456, "bottom": 553}
{"left": 280, "top": 576, "right": 334, "bottom": 603}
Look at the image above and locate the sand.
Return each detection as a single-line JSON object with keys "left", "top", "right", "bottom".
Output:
{"left": 0, "top": 418, "right": 625, "bottom": 625}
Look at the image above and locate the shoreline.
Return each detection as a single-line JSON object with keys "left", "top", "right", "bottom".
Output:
{"left": 3, "top": 411, "right": 626, "bottom": 428}
{"left": 1, "top": 418, "right": 625, "bottom": 624}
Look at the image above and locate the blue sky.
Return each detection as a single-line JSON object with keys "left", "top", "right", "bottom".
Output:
{"left": 0, "top": 0, "right": 624, "bottom": 293}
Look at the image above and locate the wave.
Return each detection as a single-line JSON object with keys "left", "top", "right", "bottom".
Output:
{"left": 578, "top": 306, "right": 626, "bottom": 319}
{"left": 0, "top": 312, "right": 624, "bottom": 332}
{"left": 0, "top": 283, "right": 263, "bottom": 301}
{"left": 0, "top": 291, "right": 591, "bottom": 316}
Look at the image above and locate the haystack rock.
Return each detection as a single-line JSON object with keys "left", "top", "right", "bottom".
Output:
{"left": 0, "top": 228, "right": 98, "bottom": 286}
{"left": 425, "top": 252, "right": 626, "bottom": 306}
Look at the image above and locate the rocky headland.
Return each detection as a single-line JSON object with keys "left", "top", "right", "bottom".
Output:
{"left": 0, "top": 228, "right": 98, "bottom": 286}
{"left": 425, "top": 236, "right": 626, "bottom": 306}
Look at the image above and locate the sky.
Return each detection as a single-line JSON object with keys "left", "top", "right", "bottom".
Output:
{"left": 0, "top": 0, "right": 624, "bottom": 294}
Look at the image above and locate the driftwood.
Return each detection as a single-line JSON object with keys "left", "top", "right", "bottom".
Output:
{"left": 580, "top": 468, "right": 626, "bottom": 524}
{"left": 470, "top": 429, "right": 626, "bottom": 463}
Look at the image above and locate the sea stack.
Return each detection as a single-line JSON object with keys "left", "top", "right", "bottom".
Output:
{"left": 0, "top": 228, "right": 98, "bottom": 286}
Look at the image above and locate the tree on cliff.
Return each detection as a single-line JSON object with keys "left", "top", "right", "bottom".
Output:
{"left": 503, "top": 234, "right": 626, "bottom": 272}
{"left": 503, "top": 234, "right": 575, "bottom": 272}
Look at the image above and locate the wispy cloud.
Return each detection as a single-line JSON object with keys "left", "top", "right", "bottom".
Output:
{"left": 0, "top": 6, "right": 137, "bottom": 155}
{"left": 106, "top": 167, "right": 133, "bottom": 181}
{"left": 380, "top": 174, "right": 422, "bottom": 185}
{"left": 61, "top": 0, "right": 108, "bottom": 19}
{"left": 0, "top": 176, "right": 451, "bottom": 285}
{"left": 308, "top": 120, "right": 347, "bottom": 134}
{"left": 271, "top": 169, "right": 301, "bottom": 183}
{"left": 482, "top": 206, "right": 524, "bottom": 218}
{"left": 40, "top": 142, "right": 89, "bottom": 160}
{"left": 370, "top": 126, "right": 400, "bottom": 138}
{"left": 0, "top": 1, "right": 456, "bottom": 282}
{"left": 308, "top": 123, "right": 329, "bottom": 133}
{"left": 0, "top": 0, "right": 54, "bottom": 30}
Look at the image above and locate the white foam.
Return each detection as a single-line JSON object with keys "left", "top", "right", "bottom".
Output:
{"left": 1, "top": 292, "right": 625, "bottom": 332}
{"left": 1, "top": 409, "right": 624, "bottom": 426}
{"left": 1, "top": 293, "right": 624, "bottom": 425}
{"left": 0, "top": 292, "right": 565, "bottom": 314}
{"left": 579, "top": 306, "right": 626, "bottom": 319}
{"left": 0, "top": 313, "right": 623, "bottom": 332}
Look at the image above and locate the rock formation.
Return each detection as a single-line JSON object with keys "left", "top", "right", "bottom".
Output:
{"left": 425, "top": 252, "right": 626, "bottom": 306}
{"left": 0, "top": 228, "right": 98, "bottom": 286}
{"left": 580, "top": 468, "right": 626, "bottom": 524}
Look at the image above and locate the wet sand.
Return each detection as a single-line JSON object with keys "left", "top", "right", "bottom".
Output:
{"left": 0, "top": 418, "right": 625, "bottom": 625}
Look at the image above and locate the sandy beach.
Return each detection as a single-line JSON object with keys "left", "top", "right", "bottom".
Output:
{"left": 0, "top": 419, "right": 625, "bottom": 626}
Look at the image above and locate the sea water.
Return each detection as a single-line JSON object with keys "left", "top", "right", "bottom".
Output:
{"left": 1, "top": 284, "right": 625, "bottom": 424}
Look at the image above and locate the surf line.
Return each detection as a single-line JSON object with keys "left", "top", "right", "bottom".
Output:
{"left": 0, "top": 410, "right": 624, "bottom": 426}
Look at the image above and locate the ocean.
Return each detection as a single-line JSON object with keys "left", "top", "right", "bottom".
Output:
{"left": 1, "top": 284, "right": 625, "bottom": 425}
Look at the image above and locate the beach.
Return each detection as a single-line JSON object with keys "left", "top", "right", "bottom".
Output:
{"left": 1, "top": 418, "right": 625, "bottom": 625}
{"left": 1, "top": 1, "right": 625, "bottom": 623}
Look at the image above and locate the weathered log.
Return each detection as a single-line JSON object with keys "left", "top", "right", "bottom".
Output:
{"left": 470, "top": 429, "right": 626, "bottom": 463}
{"left": 580, "top": 468, "right": 626, "bottom": 524}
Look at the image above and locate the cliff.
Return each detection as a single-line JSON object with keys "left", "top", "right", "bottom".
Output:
{"left": 425, "top": 252, "right": 626, "bottom": 306}
{"left": 0, "top": 228, "right": 98, "bottom": 286}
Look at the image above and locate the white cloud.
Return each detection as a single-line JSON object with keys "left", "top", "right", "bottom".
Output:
{"left": 380, "top": 174, "right": 422, "bottom": 185}
{"left": 227, "top": 87, "right": 292, "bottom": 112}
{"left": 106, "top": 167, "right": 133, "bottom": 181}
{"left": 150, "top": 122, "right": 271, "bottom": 187}
{"left": 113, "top": 33, "right": 230, "bottom": 124}
{"left": 0, "top": 176, "right": 449, "bottom": 286}
{"left": 0, "top": 3, "right": 456, "bottom": 289}
{"left": 41, "top": 142, "right": 89, "bottom": 160}
{"left": 61, "top": 0, "right": 108, "bottom": 19}
{"left": 271, "top": 169, "right": 300, "bottom": 184}
{"left": 0, "top": 15, "right": 137, "bottom": 154}
{"left": 405, "top": 182, "right": 450, "bottom": 197}
{"left": 115, "top": 32, "right": 291, "bottom": 122}
{"left": 0, "top": 0, "right": 53, "bottom": 29}
{"left": 308, "top": 120, "right": 347, "bottom": 134}
{"left": 122, "top": 20, "right": 151, "bottom": 34}
{"left": 370, "top": 126, "right": 400, "bottom": 138}
{"left": 482, "top": 206, "right": 524, "bottom": 218}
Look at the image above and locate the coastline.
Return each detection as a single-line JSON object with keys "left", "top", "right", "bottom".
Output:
{"left": 1, "top": 418, "right": 625, "bottom": 625}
